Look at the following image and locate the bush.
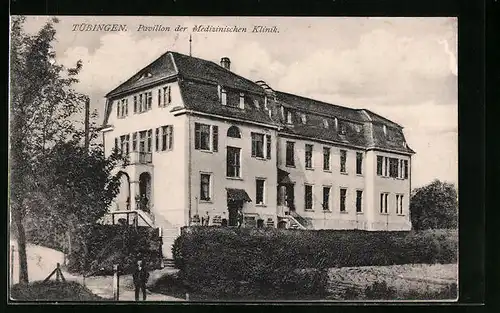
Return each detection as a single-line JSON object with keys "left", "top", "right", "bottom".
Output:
{"left": 365, "top": 281, "right": 396, "bottom": 300}
{"left": 11, "top": 281, "right": 107, "bottom": 301}
{"left": 172, "top": 227, "right": 457, "bottom": 299}
{"left": 67, "top": 224, "right": 163, "bottom": 275}
{"left": 402, "top": 282, "right": 457, "bottom": 300}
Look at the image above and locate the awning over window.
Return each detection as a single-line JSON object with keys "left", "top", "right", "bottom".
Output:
{"left": 226, "top": 188, "right": 252, "bottom": 202}
{"left": 278, "top": 168, "right": 293, "bottom": 185}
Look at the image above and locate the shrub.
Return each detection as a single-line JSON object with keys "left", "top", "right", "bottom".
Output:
{"left": 401, "top": 282, "right": 457, "bottom": 300}
{"left": 365, "top": 281, "right": 396, "bottom": 300}
{"left": 10, "top": 281, "right": 107, "bottom": 301}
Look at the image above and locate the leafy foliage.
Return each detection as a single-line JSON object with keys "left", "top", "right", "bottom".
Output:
{"left": 364, "top": 281, "right": 396, "bottom": 300}
{"left": 410, "top": 180, "right": 458, "bottom": 230}
{"left": 11, "top": 280, "right": 107, "bottom": 301}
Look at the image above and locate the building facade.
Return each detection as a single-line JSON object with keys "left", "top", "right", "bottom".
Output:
{"left": 101, "top": 51, "right": 415, "bottom": 257}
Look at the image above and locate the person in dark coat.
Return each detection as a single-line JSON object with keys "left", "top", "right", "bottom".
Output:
{"left": 132, "top": 259, "right": 150, "bottom": 301}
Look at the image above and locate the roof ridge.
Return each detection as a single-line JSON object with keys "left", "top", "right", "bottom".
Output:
{"left": 275, "top": 90, "right": 361, "bottom": 113}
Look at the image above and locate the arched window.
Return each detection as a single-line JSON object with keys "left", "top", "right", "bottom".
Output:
{"left": 227, "top": 126, "right": 241, "bottom": 138}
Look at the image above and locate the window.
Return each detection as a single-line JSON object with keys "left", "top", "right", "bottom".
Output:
{"left": 286, "top": 141, "right": 295, "bottom": 167}
{"left": 389, "top": 158, "right": 399, "bottom": 178}
{"left": 301, "top": 113, "right": 307, "bottom": 124}
{"left": 117, "top": 99, "right": 128, "bottom": 118}
{"left": 334, "top": 117, "right": 339, "bottom": 130}
{"left": 322, "top": 186, "right": 331, "bottom": 211}
{"left": 340, "top": 188, "right": 347, "bottom": 212}
{"left": 356, "top": 152, "right": 363, "bottom": 175}
{"left": 155, "top": 128, "right": 159, "bottom": 151}
{"left": 380, "top": 193, "right": 389, "bottom": 214}
{"left": 305, "top": 185, "right": 313, "bottom": 211}
{"left": 239, "top": 93, "right": 245, "bottom": 109}
{"left": 286, "top": 111, "right": 293, "bottom": 124}
{"left": 266, "top": 135, "right": 272, "bottom": 160}
{"left": 256, "top": 179, "right": 265, "bottom": 205}
{"left": 139, "top": 131, "right": 146, "bottom": 152}
{"left": 226, "top": 147, "right": 241, "bottom": 178}
{"left": 161, "top": 125, "right": 173, "bottom": 151}
{"left": 323, "top": 119, "right": 329, "bottom": 129}
{"left": 323, "top": 147, "right": 331, "bottom": 171}
{"left": 194, "top": 123, "right": 217, "bottom": 151}
{"left": 339, "top": 121, "right": 347, "bottom": 135}
{"left": 133, "top": 96, "right": 137, "bottom": 113}
{"left": 227, "top": 126, "right": 241, "bottom": 138}
{"left": 377, "top": 155, "right": 383, "bottom": 176}
{"left": 158, "top": 88, "right": 162, "bottom": 107}
{"left": 356, "top": 190, "right": 363, "bottom": 213}
{"left": 136, "top": 92, "right": 152, "bottom": 113}
{"left": 403, "top": 160, "right": 409, "bottom": 179}
{"left": 163, "top": 86, "right": 171, "bottom": 106}
{"left": 200, "top": 174, "right": 211, "bottom": 201}
{"left": 146, "top": 91, "right": 152, "bottom": 110}
{"left": 305, "top": 144, "right": 313, "bottom": 169}
{"left": 120, "top": 134, "right": 130, "bottom": 155}
{"left": 396, "top": 194, "right": 404, "bottom": 214}
{"left": 340, "top": 150, "right": 347, "bottom": 173}
{"left": 253, "top": 99, "right": 260, "bottom": 108}
{"left": 132, "top": 132, "right": 137, "bottom": 151}
{"left": 251, "top": 133, "right": 265, "bottom": 158}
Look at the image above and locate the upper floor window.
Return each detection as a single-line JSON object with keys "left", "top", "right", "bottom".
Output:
{"left": 340, "top": 188, "right": 347, "bottom": 212}
{"left": 323, "top": 147, "right": 331, "bottom": 171}
{"left": 117, "top": 99, "right": 128, "bottom": 118}
{"left": 119, "top": 134, "right": 130, "bottom": 155}
{"left": 137, "top": 129, "right": 152, "bottom": 153}
{"left": 227, "top": 126, "right": 241, "bottom": 138}
{"left": 356, "top": 152, "right": 363, "bottom": 175}
{"left": 377, "top": 155, "right": 383, "bottom": 176}
{"left": 403, "top": 160, "right": 409, "bottom": 179}
{"left": 135, "top": 92, "right": 152, "bottom": 113}
{"left": 251, "top": 133, "right": 271, "bottom": 159}
{"left": 305, "top": 144, "right": 313, "bottom": 169}
{"left": 195, "top": 123, "right": 218, "bottom": 152}
{"left": 322, "top": 186, "right": 331, "bottom": 211}
{"left": 200, "top": 173, "right": 211, "bottom": 201}
{"left": 389, "top": 158, "right": 399, "bottom": 178}
{"left": 226, "top": 146, "right": 241, "bottom": 178}
{"left": 286, "top": 141, "right": 295, "bottom": 167}
{"left": 160, "top": 125, "right": 174, "bottom": 151}
{"left": 340, "top": 149, "right": 347, "bottom": 173}
{"left": 158, "top": 86, "right": 172, "bottom": 107}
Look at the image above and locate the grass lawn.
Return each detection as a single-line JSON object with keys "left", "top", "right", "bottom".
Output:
{"left": 10, "top": 280, "right": 109, "bottom": 301}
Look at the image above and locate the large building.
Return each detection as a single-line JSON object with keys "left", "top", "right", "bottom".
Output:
{"left": 101, "top": 51, "right": 415, "bottom": 257}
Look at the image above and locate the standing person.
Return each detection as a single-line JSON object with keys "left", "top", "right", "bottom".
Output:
{"left": 237, "top": 210, "right": 244, "bottom": 228}
{"left": 132, "top": 258, "right": 150, "bottom": 301}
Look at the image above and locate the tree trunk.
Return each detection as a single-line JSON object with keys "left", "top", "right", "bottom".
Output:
{"left": 14, "top": 215, "right": 29, "bottom": 284}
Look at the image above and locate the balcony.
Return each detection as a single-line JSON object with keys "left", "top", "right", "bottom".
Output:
{"left": 127, "top": 151, "right": 152, "bottom": 164}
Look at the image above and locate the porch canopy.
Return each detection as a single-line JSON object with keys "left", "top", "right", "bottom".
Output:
{"left": 226, "top": 188, "right": 252, "bottom": 202}
{"left": 278, "top": 168, "right": 293, "bottom": 185}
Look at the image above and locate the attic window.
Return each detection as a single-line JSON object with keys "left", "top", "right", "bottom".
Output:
{"left": 339, "top": 121, "right": 346, "bottom": 135}
{"left": 354, "top": 124, "right": 362, "bottom": 133}
{"left": 220, "top": 87, "right": 227, "bottom": 106}
{"left": 264, "top": 96, "right": 268, "bottom": 109}
{"left": 239, "top": 93, "right": 245, "bottom": 109}
{"left": 286, "top": 111, "right": 293, "bottom": 124}
{"left": 253, "top": 99, "right": 260, "bottom": 108}
{"left": 334, "top": 117, "right": 339, "bottom": 130}
{"left": 301, "top": 113, "right": 307, "bottom": 124}
{"left": 140, "top": 72, "right": 152, "bottom": 80}
{"left": 383, "top": 125, "right": 387, "bottom": 136}
{"left": 323, "top": 119, "right": 329, "bottom": 128}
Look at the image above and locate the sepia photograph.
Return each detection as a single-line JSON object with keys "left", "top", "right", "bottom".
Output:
{"left": 9, "top": 16, "right": 458, "bottom": 302}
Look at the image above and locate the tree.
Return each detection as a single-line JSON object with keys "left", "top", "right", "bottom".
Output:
{"left": 9, "top": 16, "right": 120, "bottom": 284}
{"left": 409, "top": 179, "right": 458, "bottom": 230}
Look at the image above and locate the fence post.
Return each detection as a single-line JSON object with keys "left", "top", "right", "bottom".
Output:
{"left": 113, "top": 264, "right": 119, "bottom": 301}
{"left": 10, "top": 245, "right": 15, "bottom": 287}
{"left": 185, "top": 293, "right": 189, "bottom": 301}
{"left": 56, "top": 263, "right": 61, "bottom": 281}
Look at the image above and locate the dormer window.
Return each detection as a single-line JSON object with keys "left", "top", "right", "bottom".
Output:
{"left": 334, "top": 117, "right": 339, "bottom": 130}
{"left": 383, "top": 125, "right": 387, "bottom": 136}
{"left": 301, "top": 113, "right": 307, "bottom": 124}
{"left": 339, "top": 121, "right": 346, "bottom": 135}
{"left": 323, "top": 119, "right": 329, "bottom": 129}
{"left": 286, "top": 111, "right": 293, "bottom": 124}
{"left": 221, "top": 87, "right": 227, "bottom": 106}
{"left": 264, "top": 96, "right": 268, "bottom": 109}
{"left": 253, "top": 99, "right": 260, "bottom": 108}
{"left": 239, "top": 93, "right": 245, "bottom": 109}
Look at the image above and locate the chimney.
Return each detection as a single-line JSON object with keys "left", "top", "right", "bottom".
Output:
{"left": 220, "top": 57, "right": 231, "bottom": 70}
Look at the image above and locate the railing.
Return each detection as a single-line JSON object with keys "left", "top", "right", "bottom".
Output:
{"left": 103, "top": 210, "right": 155, "bottom": 228}
{"left": 127, "top": 151, "right": 152, "bottom": 164}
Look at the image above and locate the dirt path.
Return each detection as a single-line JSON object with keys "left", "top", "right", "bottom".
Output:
{"left": 9, "top": 240, "right": 184, "bottom": 301}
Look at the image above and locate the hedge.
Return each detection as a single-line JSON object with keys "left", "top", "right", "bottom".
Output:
{"left": 67, "top": 224, "right": 163, "bottom": 276}
{"left": 172, "top": 227, "right": 457, "bottom": 299}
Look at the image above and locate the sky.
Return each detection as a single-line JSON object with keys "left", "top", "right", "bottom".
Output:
{"left": 18, "top": 16, "right": 458, "bottom": 188}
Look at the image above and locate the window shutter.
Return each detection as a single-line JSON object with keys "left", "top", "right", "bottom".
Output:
{"left": 158, "top": 89, "right": 162, "bottom": 107}
{"left": 114, "top": 137, "right": 118, "bottom": 152}
{"left": 194, "top": 123, "right": 200, "bottom": 150}
{"left": 212, "top": 125, "right": 218, "bottom": 151}
{"left": 155, "top": 128, "right": 159, "bottom": 151}
{"left": 116, "top": 101, "right": 120, "bottom": 117}
{"left": 169, "top": 126, "right": 174, "bottom": 150}
{"left": 266, "top": 135, "right": 272, "bottom": 159}
{"left": 167, "top": 86, "right": 172, "bottom": 104}
{"left": 134, "top": 96, "right": 137, "bottom": 113}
